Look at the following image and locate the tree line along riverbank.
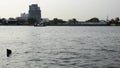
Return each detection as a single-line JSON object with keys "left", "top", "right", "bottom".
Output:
{"left": 0, "top": 17, "right": 120, "bottom": 26}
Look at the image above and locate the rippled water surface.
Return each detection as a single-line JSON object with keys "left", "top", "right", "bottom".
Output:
{"left": 0, "top": 26, "right": 120, "bottom": 68}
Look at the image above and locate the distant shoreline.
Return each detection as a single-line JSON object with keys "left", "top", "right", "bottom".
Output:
{"left": 0, "top": 25, "right": 111, "bottom": 26}
{"left": 0, "top": 24, "right": 120, "bottom": 26}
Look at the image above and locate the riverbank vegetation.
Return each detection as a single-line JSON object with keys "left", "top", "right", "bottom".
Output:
{"left": 0, "top": 17, "right": 120, "bottom": 26}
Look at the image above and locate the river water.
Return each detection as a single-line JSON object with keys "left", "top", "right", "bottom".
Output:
{"left": 0, "top": 26, "right": 120, "bottom": 68}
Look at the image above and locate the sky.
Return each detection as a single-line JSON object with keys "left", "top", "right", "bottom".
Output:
{"left": 0, "top": 0, "right": 120, "bottom": 21}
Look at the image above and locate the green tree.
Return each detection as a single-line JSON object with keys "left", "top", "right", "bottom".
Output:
{"left": 16, "top": 18, "right": 26, "bottom": 25}
{"left": 1, "top": 18, "right": 7, "bottom": 25}
{"left": 115, "top": 17, "right": 119, "bottom": 22}
{"left": 72, "top": 18, "right": 77, "bottom": 24}
{"left": 86, "top": 17, "right": 100, "bottom": 22}
{"left": 27, "top": 18, "right": 37, "bottom": 25}
{"left": 50, "top": 18, "right": 66, "bottom": 25}
{"left": 115, "top": 17, "right": 120, "bottom": 24}
{"left": 8, "top": 17, "right": 16, "bottom": 20}
{"left": 57, "top": 19, "right": 66, "bottom": 24}
{"left": 43, "top": 22, "right": 50, "bottom": 26}
{"left": 53, "top": 18, "right": 59, "bottom": 24}
{"left": 68, "top": 18, "right": 78, "bottom": 24}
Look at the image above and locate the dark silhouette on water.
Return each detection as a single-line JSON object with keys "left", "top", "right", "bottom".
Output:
{"left": 7, "top": 49, "right": 12, "bottom": 57}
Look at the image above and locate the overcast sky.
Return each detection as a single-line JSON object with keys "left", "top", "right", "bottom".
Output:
{"left": 0, "top": 0, "right": 120, "bottom": 21}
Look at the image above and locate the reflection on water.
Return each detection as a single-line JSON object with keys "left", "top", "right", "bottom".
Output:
{"left": 0, "top": 26, "right": 120, "bottom": 68}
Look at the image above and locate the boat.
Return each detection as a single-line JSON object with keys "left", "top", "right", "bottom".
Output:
{"left": 34, "top": 23, "right": 45, "bottom": 27}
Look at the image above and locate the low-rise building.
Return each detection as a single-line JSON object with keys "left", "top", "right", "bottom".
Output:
{"left": 20, "top": 13, "right": 28, "bottom": 20}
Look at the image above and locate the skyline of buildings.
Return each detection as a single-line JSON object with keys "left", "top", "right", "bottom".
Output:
{"left": 18, "top": 4, "right": 49, "bottom": 24}
{"left": 0, "top": 2, "right": 119, "bottom": 22}
{"left": 0, "top": 0, "right": 120, "bottom": 21}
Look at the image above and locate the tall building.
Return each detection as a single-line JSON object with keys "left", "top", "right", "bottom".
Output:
{"left": 20, "top": 13, "right": 28, "bottom": 20}
{"left": 29, "top": 4, "right": 41, "bottom": 23}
